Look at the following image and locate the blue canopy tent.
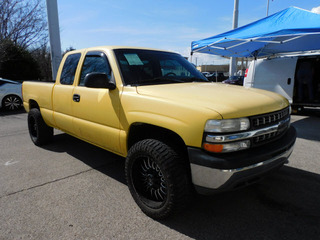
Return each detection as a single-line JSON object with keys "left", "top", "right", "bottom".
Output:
{"left": 191, "top": 7, "right": 320, "bottom": 59}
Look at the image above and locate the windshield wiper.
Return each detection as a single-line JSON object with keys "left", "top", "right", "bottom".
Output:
{"left": 182, "top": 77, "right": 209, "bottom": 82}
{"left": 155, "top": 77, "right": 185, "bottom": 83}
{"left": 134, "top": 77, "right": 207, "bottom": 86}
{"left": 137, "top": 77, "right": 185, "bottom": 85}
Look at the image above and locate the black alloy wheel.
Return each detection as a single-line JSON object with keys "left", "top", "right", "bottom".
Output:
{"left": 132, "top": 155, "right": 167, "bottom": 207}
{"left": 125, "top": 139, "right": 192, "bottom": 219}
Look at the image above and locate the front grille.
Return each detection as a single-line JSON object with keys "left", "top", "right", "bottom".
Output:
{"left": 251, "top": 107, "right": 289, "bottom": 129}
{"left": 253, "top": 132, "right": 278, "bottom": 144}
{"left": 250, "top": 107, "right": 290, "bottom": 145}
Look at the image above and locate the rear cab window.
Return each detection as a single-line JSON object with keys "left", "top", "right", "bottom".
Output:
{"left": 60, "top": 53, "right": 81, "bottom": 85}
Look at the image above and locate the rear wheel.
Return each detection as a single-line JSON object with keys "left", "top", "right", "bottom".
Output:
{"left": 125, "top": 139, "right": 191, "bottom": 219}
{"left": 28, "top": 108, "right": 53, "bottom": 146}
{"left": 2, "top": 95, "right": 22, "bottom": 111}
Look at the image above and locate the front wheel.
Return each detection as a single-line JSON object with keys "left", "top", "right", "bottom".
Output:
{"left": 28, "top": 108, "right": 53, "bottom": 146}
{"left": 125, "top": 139, "right": 191, "bottom": 219}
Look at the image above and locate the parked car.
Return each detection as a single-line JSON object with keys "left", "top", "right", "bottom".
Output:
{"left": 202, "top": 72, "right": 213, "bottom": 78}
{"left": 207, "top": 72, "right": 227, "bottom": 82}
{"left": 0, "top": 78, "right": 23, "bottom": 111}
{"left": 222, "top": 76, "right": 244, "bottom": 86}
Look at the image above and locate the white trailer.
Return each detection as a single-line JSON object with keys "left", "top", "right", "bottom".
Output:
{"left": 244, "top": 53, "right": 320, "bottom": 110}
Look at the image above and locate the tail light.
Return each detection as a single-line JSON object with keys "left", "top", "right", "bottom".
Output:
{"left": 244, "top": 68, "right": 248, "bottom": 78}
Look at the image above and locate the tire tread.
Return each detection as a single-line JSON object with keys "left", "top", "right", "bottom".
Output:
{"left": 125, "top": 139, "right": 192, "bottom": 219}
{"left": 28, "top": 108, "right": 53, "bottom": 146}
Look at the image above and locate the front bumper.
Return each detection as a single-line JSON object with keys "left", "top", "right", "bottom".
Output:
{"left": 188, "top": 126, "right": 296, "bottom": 194}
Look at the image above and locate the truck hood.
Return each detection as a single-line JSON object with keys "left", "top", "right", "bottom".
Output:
{"left": 136, "top": 82, "right": 288, "bottom": 119}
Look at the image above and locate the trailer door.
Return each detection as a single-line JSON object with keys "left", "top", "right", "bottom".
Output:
{"left": 252, "top": 57, "right": 298, "bottom": 104}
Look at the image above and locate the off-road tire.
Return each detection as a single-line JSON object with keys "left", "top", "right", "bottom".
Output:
{"left": 125, "top": 139, "right": 192, "bottom": 219}
{"left": 28, "top": 108, "right": 53, "bottom": 146}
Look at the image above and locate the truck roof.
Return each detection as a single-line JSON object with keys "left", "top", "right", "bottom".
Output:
{"left": 66, "top": 46, "right": 176, "bottom": 54}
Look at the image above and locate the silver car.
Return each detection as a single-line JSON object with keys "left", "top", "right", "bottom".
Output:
{"left": 0, "top": 78, "right": 23, "bottom": 111}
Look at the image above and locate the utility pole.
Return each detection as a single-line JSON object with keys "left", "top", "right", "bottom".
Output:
{"left": 46, "top": 0, "right": 62, "bottom": 81}
{"left": 266, "top": 0, "right": 270, "bottom": 16}
{"left": 229, "top": 0, "right": 239, "bottom": 77}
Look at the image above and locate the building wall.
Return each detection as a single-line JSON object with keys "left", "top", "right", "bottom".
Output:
{"left": 196, "top": 65, "right": 229, "bottom": 73}
{"left": 197, "top": 60, "right": 249, "bottom": 76}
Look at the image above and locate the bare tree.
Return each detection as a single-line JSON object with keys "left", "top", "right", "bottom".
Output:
{"left": 30, "top": 42, "right": 53, "bottom": 81}
{"left": 62, "top": 46, "right": 76, "bottom": 57}
{"left": 0, "top": 0, "right": 47, "bottom": 49}
{"left": 0, "top": 0, "right": 48, "bottom": 79}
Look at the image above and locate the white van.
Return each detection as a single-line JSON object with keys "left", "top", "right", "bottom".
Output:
{"left": 244, "top": 53, "right": 320, "bottom": 110}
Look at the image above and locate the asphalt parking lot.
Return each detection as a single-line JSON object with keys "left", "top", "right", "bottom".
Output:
{"left": 0, "top": 109, "right": 319, "bottom": 240}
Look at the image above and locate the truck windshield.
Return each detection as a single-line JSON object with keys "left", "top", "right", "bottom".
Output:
{"left": 114, "top": 49, "right": 208, "bottom": 86}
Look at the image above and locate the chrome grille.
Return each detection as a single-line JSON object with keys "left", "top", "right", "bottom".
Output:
{"left": 251, "top": 107, "right": 289, "bottom": 129}
{"left": 250, "top": 107, "right": 290, "bottom": 145}
{"left": 253, "top": 132, "right": 278, "bottom": 144}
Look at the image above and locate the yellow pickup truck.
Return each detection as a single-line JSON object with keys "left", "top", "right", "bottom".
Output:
{"left": 23, "top": 46, "right": 296, "bottom": 219}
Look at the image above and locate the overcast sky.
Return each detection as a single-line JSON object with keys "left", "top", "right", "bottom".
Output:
{"left": 57, "top": 0, "right": 320, "bottom": 65}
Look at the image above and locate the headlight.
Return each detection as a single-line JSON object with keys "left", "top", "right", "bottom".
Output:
{"left": 204, "top": 118, "right": 250, "bottom": 133}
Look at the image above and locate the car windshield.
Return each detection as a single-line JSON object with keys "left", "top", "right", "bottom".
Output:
{"left": 114, "top": 49, "right": 208, "bottom": 86}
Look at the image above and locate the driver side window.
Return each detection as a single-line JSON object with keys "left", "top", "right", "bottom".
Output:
{"left": 79, "top": 52, "right": 111, "bottom": 86}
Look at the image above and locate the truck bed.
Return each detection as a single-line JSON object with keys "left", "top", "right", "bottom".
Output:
{"left": 23, "top": 81, "right": 54, "bottom": 112}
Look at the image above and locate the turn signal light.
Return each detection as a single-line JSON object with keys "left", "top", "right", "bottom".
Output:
{"left": 203, "top": 143, "right": 224, "bottom": 153}
{"left": 203, "top": 140, "right": 251, "bottom": 153}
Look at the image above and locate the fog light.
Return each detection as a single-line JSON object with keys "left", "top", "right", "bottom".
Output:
{"left": 203, "top": 140, "right": 251, "bottom": 153}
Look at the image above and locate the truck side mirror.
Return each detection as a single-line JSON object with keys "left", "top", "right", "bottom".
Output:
{"left": 84, "top": 72, "right": 116, "bottom": 90}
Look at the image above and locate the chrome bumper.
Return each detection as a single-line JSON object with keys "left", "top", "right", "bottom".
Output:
{"left": 190, "top": 142, "right": 295, "bottom": 191}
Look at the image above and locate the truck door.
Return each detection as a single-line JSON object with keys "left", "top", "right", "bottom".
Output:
{"left": 251, "top": 57, "right": 298, "bottom": 104}
{"left": 52, "top": 53, "right": 81, "bottom": 134}
{"left": 72, "top": 51, "right": 121, "bottom": 154}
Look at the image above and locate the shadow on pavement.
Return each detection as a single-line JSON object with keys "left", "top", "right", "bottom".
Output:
{"left": 291, "top": 115, "right": 320, "bottom": 141}
{"left": 160, "top": 166, "right": 320, "bottom": 240}
{"left": 42, "top": 132, "right": 320, "bottom": 240}
{"left": 43, "top": 132, "right": 126, "bottom": 185}
{"left": 0, "top": 108, "right": 26, "bottom": 116}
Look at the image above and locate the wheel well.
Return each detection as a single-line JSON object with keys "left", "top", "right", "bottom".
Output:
{"left": 29, "top": 100, "right": 40, "bottom": 110}
{"left": 127, "top": 123, "right": 193, "bottom": 193}
{"left": 128, "top": 123, "right": 188, "bottom": 158}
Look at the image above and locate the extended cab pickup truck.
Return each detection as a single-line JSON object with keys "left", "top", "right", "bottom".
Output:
{"left": 23, "top": 46, "right": 296, "bottom": 219}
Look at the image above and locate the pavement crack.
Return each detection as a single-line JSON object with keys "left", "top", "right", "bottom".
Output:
{"left": 0, "top": 168, "right": 94, "bottom": 199}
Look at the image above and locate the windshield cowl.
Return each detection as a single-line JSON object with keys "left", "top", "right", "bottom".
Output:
{"left": 129, "top": 76, "right": 208, "bottom": 86}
